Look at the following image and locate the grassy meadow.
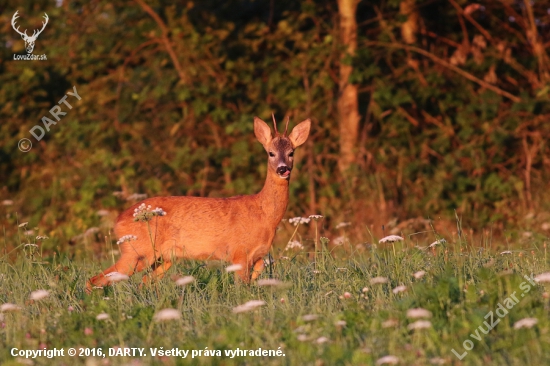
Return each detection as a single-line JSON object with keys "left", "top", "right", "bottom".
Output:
{"left": 1, "top": 219, "right": 550, "bottom": 366}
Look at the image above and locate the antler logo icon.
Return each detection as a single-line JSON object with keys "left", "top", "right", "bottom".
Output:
{"left": 11, "top": 11, "right": 49, "bottom": 54}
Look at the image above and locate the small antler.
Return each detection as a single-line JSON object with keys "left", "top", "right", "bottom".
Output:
{"left": 32, "top": 13, "right": 49, "bottom": 38}
{"left": 271, "top": 112, "right": 279, "bottom": 135}
{"left": 11, "top": 11, "right": 28, "bottom": 37}
{"left": 283, "top": 116, "right": 290, "bottom": 136}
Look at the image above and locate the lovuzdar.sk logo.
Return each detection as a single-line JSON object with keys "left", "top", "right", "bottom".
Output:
{"left": 11, "top": 10, "right": 48, "bottom": 61}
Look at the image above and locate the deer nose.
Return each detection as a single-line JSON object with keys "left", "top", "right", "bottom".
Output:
{"left": 276, "top": 166, "right": 290, "bottom": 176}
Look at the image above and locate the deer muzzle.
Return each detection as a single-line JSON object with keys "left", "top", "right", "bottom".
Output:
{"left": 276, "top": 166, "right": 291, "bottom": 179}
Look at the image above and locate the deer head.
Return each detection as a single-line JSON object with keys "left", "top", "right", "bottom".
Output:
{"left": 254, "top": 114, "right": 311, "bottom": 181}
{"left": 11, "top": 11, "right": 49, "bottom": 54}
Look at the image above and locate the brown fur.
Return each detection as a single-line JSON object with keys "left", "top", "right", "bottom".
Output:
{"left": 87, "top": 117, "right": 311, "bottom": 291}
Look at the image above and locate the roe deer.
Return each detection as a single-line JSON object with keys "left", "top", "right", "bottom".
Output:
{"left": 87, "top": 115, "right": 311, "bottom": 291}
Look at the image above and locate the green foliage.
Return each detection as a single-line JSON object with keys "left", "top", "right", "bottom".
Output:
{"left": 1, "top": 234, "right": 550, "bottom": 364}
{"left": 1, "top": 0, "right": 549, "bottom": 245}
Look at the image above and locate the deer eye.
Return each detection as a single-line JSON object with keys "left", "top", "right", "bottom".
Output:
{"left": 269, "top": 152, "right": 275, "bottom": 157}
{"left": 289, "top": 151, "right": 294, "bottom": 157}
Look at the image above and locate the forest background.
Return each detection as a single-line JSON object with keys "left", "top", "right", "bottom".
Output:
{"left": 1, "top": 0, "right": 550, "bottom": 252}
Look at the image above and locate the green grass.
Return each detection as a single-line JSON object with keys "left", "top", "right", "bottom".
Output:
{"left": 1, "top": 235, "right": 550, "bottom": 365}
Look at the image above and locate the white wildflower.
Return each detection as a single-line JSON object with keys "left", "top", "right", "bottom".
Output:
{"left": 133, "top": 203, "right": 167, "bottom": 222}
{"left": 500, "top": 250, "right": 512, "bottom": 255}
{"left": 24, "top": 243, "right": 38, "bottom": 248}
{"left": 225, "top": 264, "right": 243, "bottom": 272}
{"left": 288, "top": 217, "right": 311, "bottom": 226}
{"left": 382, "top": 319, "right": 398, "bottom": 328}
{"left": 18, "top": 222, "right": 28, "bottom": 227}
{"left": 379, "top": 235, "right": 404, "bottom": 243}
{"left": 1, "top": 303, "right": 22, "bottom": 312}
{"left": 302, "top": 314, "right": 319, "bottom": 321}
{"left": 513, "top": 317, "right": 538, "bottom": 329}
{"left": 407, "top": 320, "right": 432, "bottom": 330}
{"left": 335, "top": 222, "right": 351, "bottom": 229}
{"left": 257, "top": 279, "right": 284, "bottom": 286}
{"left": 151, "top": 207, "right": 166, "bottom": 216}
{"left": 29, "top": 290, "right": 50, "bottom": 301}
{"left": 370, "top": 276, "right": 389, "bottom": 285}
{"left": 376, "top": 355, "right": 399, "bottom": 365}
{"left": 285, "top": 240, "right": 304, "bottom": 251}
{"left": 309, "top": 214, "right": 323, "bottom": 221}
{"left": 35, "top": 235, "right": 49, "bottom": 240}
{"left": 175, "top": 276, "right": 195, "bottom": 286}
{"left": 153, "top": 308, "right": 181, "bottom": 321}
{"left": 392, "top": 285, "right": 407, "bottom": 294}
{"left": 413, "top": 270, "right": 426, "bottom": 279}
{"left": 406, "top": 308, "right": 432, "bottom": 319}
{"left": 232, "top": 300, "right": 266, "bottom": 313}
{"left": 96, "top": 313, "right": 110, "bottom": 321}
{"left": 126, "top": 193, "right": 148, "bottom": 201}
{"left": 316, "top": 336, "right": 329, "bottom": 344}
{"left": 333, "top": 236, "right": 346, "bottom": 246}
{"left": 428, "top": 239, "right": 446, "bottom": 248}
{"left": 116, "top": 235, "right": 137, "bottom": 245}
{"left": 105, "top": 272, "right": 130, "bottom": 283}
{"left": 534, "top": 273, "right": 550, "bottom": 283}
{"left": 2, "top": 200, "right": 14, "bottom": 206}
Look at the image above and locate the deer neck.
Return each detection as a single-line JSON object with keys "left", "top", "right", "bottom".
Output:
{"left": 257, "top": 171, "right": 289, "bottom": 226}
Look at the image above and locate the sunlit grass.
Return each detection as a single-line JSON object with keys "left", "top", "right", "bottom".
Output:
{"left": 1, "top": 231, "right": 549, "bottom": 365}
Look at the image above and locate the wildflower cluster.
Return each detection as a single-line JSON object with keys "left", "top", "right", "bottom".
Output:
{"left": 105, "top": 272, "right": 130, "bottom": 283}
{"left": 232, "top": 300, "right": 266, "bottom": 313}
{"left": 117, "top": 235, "right": 137, "bottom": 245}
{"left": 153, "top": 308, "right": 181, "bottom": 321}
{"left": 335, "top": 222, "right": 351, "bottom": 229}
{"left": 132, "top": 203, "right": 167, "bottom": 222}
{"left": 174, "top": 276, "right": 195, "bottom": 286}
{"left": 257, "top": 279, "right": 284, "bottom": 286}
{"left": 288, "top": 217, "right": 310, "bottom": 226}
{"left": 378, "top": 235, "right": 404, "bottom": 244}
{"left": 428, "top": 238, "right": 446, "bottom": 248}
{"left": 126, "top": 193, "right": 148, "bottom": 201}
{"left": 285, "top": 240, "right": 304, "bottom": 251}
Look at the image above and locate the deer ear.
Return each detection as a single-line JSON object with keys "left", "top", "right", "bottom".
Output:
{"left": 288, "top": 119, "right": 311, "bottom": 148}
{"left": 254, "top": 117, "right": 272, "bottom": 148}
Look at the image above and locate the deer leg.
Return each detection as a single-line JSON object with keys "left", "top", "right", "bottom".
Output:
{"left": 87, "top": 253, "right": 154, "bottom": 292}
{"left": 231, "top": 254, "right": 252, "bottom": 283}
{"left": 250, "top": 258, "right": 265, "bottom": 281}
{"left": 142, "top": 260, "right": 173, "bottom": 284}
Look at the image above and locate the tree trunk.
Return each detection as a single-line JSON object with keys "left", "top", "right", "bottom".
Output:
{"left": 337, "top": 0, "right": 360, "bottom": 173}
{"left": 400, "top": 0, "right": 419, "bottom": 44}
